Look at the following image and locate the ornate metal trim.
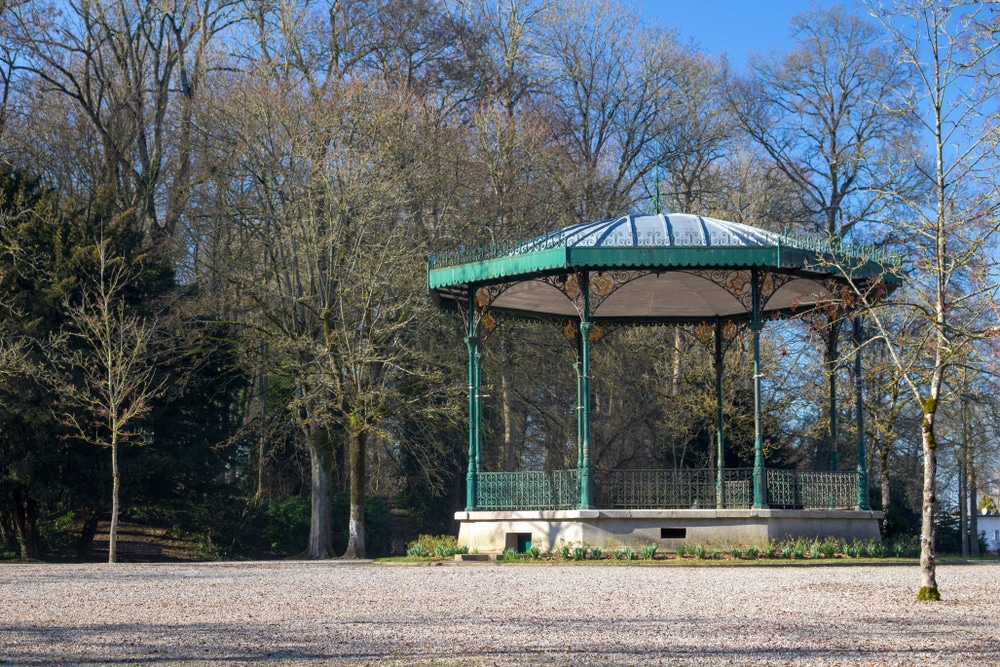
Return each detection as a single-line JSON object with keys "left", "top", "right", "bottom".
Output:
{"left": 541, "top": 270, "right": 652, "bottom": 318}
{"left": 684, "top": 269, "right": 754, "bottom": 312}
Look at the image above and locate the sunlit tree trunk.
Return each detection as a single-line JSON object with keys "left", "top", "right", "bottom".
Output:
{"left": 343, "top": 429, "right": 367, "bottom": 559}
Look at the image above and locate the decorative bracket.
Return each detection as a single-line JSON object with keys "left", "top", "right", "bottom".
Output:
{"left": 541, "top": 270, "right": 651, "bottom": 318}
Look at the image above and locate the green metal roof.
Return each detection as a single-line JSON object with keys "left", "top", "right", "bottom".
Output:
{"left": 428, "top": 214, "right": 899, "bottom": 322}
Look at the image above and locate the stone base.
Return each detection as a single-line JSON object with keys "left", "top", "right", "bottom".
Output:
{"left": 455, "top": 508, "right": 884, "bottom": 553}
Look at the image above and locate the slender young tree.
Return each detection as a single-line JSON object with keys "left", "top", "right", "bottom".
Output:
{"left": 855, "top": 0, "right": 1000, "bottom": 600}
{"left": 50, "top": 239, "right": 167, "bottom": 563}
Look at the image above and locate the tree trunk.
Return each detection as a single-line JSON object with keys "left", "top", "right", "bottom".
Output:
{"left": 820, "top": 323, "right": 839, "bottom": 471}
{"left": 969, "top": 447, "right": 980, "bottom": 558}
{"left": 77, "top": 509, "right": 101, "bottom": 561}
{"left": 306, "top": 426, "right": 334, "bottom": 559}
{"left": 917, "top": 412, "right": 940, "bottom": 600}
{"left": 343, "top": 429, "right": 367, "bottom": 559}
{"left": 671, "top": 327, "right": 682, "bottom": 397}
{"left": 12, "top": 488, "right": 40, "bottom": 560}
{"left": 501, "top": 341, "right": 517, "bottom": 472}
{"left": 959, "top": 447, "right": 968, "bottom": 558}
{"left": 879, "top": 447, "right": 891, "bottom": 510}
{"left": 256, "top": 368, "right": 268, "bottom": 500}
{"left": 109, "top": 437, "right": 119, "bottom": 564}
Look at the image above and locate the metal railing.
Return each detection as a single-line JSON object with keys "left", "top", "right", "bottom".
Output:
{"left": 594, "top": 468, "right": 755, "bottom": 510}
{"left": 474, "top": 467, "right": 860, "bottom": 511}
{"left": 477, "top": 470, "right": 580, "bottom": 510}
{"left": 766, "top": 469, "right": 857, "bottom": 510}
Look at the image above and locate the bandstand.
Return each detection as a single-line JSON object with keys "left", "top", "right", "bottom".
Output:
{"left": 427, "top": 214, "right": 894, "bottom": 552}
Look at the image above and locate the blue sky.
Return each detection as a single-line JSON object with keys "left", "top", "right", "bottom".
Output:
{"left": 634, "top": 1, "right": 853, "bottom": 67}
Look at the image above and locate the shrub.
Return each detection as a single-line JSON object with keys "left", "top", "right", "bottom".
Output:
{"left": 640, "top": 544, "right": 658, "bottom": 560}
{"left": 265, "top": 497, "right": 311, "bottom": 556}
{"left": 743, "top": 546, "right": 760, "bottom": 560}
{"left": 406, "top": 543, "right": 429, "bottom": 558}
{"left": 675, "top": 544, "right": 688, "bottom": 558}
{"left": 694, "top": 544, "right": 707, "bottom": 559}
{"left": 527, "top": 545, "right": 541, "bottom": 560}
{"left": 763, "top": 544, "right": 776, "bottom": 559}
{"left": 729, "top": 546, "right": 743, "bottom": 559}
{"left": 572, "top": 546, "right": 587, "bottom": 561}
{"left": 406, "top": 534, "right": 465, "bottom": 559}
{"left": 589, "top": 547, "right": 602, "bottom": 560}
{"left": 559, "top": 544, "right": 572, "bottom": 560}
{"left": 501, "top": 547, "right": 519, "bottom": 562}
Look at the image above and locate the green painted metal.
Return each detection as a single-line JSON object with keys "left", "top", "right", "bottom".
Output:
{"left": 579, "top": 275, "right": 594, "bottom": 509}
{"left": 428, "top": 227, "right": 902, "bottom": 276}
{"left": 714, "top": 319, "right": 725, "bottom": 509}
{"left": 751, "top": 270, "right": 768, "bottom": 509}
{"left": 854, "top": 317, "right": 870, "bottom": 510}
{"left": 465, "top": 330, "right": 479, "bottom": 512}
{"left": 595, "top": 468, "right": 754, "bottom": 510}
{"left": 475, "top": 467, "right": 857, "bottom": 511}
{"left": 829, "top": 332, "right": 839, "bottom": 472}
{"left": 574, "top": 360, "right": 583, "bottom": 478}
{"left": 465, "top": 284, "right": 481, "bottom": 512}
{"left": 474, "top": 349, "right": 483, "bottom": 478}
{"left": 477, "top": 470, "right": 581, "bottom": 510}
{"left": 428, "top": 244, "right": 897, "bottom": 291}
{"left": 766, "top": 469, "right": 859, "bottom": 510}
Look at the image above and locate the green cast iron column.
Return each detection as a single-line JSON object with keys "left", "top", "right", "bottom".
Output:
{"left": 464, "top": 287, "right": 479, "bottom": 512}
{"left": 579, "top": 272, "right": 594, "bottom": 509}
{"left": 574, "top": 358, "right": 583, "bottom": 478}
{"left": 715, "top": 318, "right": 724, "bottom": 509}
{"left": 854, "top": 316, "right": 870, "bottom": 510}
{"left": 474, "top": 348, "right": 483, "bottom": 479}
{"left": 829, "top": 329, "right": 839, "bottom": 472}
{"left": 751, "top": 270, "right": 768, "bottom": 509}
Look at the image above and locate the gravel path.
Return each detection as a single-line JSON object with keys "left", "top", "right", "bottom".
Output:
{"left": 1, "top": 560, "right": 998, "bottom": 666}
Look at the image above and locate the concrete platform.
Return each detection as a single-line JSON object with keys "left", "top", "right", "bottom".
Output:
{"left": 455, "top": 508, "right": 884, "bottom": 553}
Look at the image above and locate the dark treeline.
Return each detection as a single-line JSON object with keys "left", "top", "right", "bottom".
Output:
{"left": 1, "top": 0, "right": 999, "bottom": 563}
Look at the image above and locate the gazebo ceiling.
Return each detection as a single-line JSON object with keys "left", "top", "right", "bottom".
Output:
{"left": 428, "top": 213, "right": 897, "bottom": 323}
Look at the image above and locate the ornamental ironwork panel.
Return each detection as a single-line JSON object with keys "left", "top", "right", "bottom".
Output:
{"left": 593, "top": 468, "right": 751, "bottom": 509}
{"left": 477, "top": 470, "right": 581, "bottom": 510}
{"left": 766, "top": 469, "right": 858, "bottom": 509}
{"left": 721, "top": 469, "right": 755, "bottom": 509}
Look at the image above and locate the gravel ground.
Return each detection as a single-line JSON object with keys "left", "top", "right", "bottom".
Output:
{"left": 1, "top": 560, "right": 999, "bottom": 666}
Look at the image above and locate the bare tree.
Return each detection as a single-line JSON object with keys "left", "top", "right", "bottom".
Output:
{"left": 539, "top": 0, "right": 691, "bottom": 219}
{"left": 853, "top": 0, "right": 1000, "bottom": 600}
{"left": 50, "top": 238, "right": 167, "bottom": 563}
{"left": 7, "top": 0, "right": 238, "bottom": 246}
{"left": 731, "top": 3, "right": 920, "bottom": 474}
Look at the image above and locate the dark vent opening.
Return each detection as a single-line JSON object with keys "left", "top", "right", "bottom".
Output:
{"left": 660, "top": 528, "right": 686, "bottom": 539}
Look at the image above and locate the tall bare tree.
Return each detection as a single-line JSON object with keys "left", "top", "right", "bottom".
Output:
{"left": 853, "top": 0, "right": 1000, "bottom": 600}
{"left": 539, "top": 0, "right": 691, "bottom": 219}
{"left": 731, "top": 3, "right": 920, "bottom": 473}
{"left": 7, "top": 0, "right": 237, "bottom": 246}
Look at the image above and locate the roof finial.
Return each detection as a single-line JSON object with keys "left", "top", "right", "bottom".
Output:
{"left": 650, "top": 163, "right": 663, "bottom": 215}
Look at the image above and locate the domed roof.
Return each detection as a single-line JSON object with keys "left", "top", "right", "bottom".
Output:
{"left": 428, "top": 212, "right": 897, "bottom": 323}
{"left": 522, "top": 213, "right": 780, "bottom": 250}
